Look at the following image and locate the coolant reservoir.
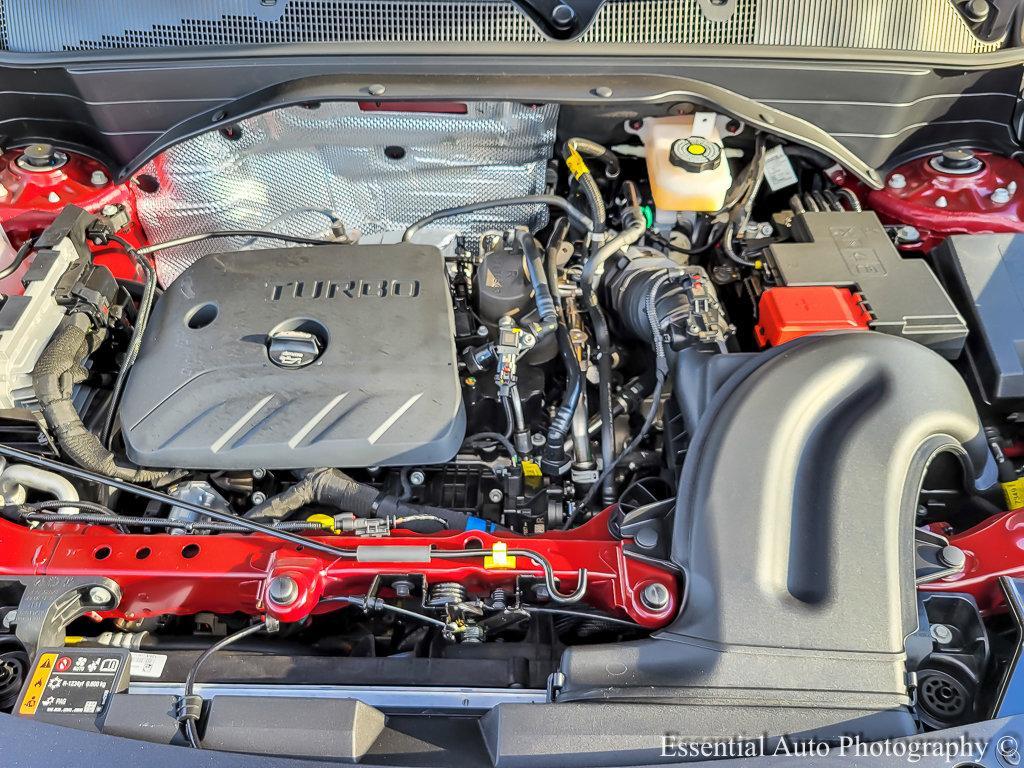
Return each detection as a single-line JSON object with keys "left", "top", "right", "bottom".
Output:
{"left": 628, "top": 112, "right": 733, "bottom": 218}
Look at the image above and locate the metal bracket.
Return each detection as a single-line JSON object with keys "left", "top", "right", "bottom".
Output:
{"left": 14, "top": 576, "right": 121, "bottom": 658}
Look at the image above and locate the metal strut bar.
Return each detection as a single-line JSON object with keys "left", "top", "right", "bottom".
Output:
{"left": 0, "top": 444, "right": 593, "bottom": 607}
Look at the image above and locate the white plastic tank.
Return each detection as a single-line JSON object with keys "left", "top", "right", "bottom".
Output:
{"left": 627, "top": 112, "right": 734, "bottom": 222}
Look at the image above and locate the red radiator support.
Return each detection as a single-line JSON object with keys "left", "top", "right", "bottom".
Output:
{"left": 0, "top": 508, "right": 677, "bottom": 629}
{"left": 919, "top": 510, "right": 1024, "bottom": 613}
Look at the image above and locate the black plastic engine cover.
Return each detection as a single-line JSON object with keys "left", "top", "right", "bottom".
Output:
{"left": 120, "top": 244, "right": 465, "bottom": 470}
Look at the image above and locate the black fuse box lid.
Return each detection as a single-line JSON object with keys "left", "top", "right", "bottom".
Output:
{"left": 934, "top": 233, "right": 1024, "bottom": 406}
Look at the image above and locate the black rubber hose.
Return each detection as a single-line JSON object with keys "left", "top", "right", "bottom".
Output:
{"left": 401, "top": 196, "right": 594, "bottom": 242}
{"left": 546, "top": 217, "right": 571, "bottom": 303}
{"left": 542, "top": 325, "right": 584, "bottom": 475}
{"left": 243, "top": 468, "right": 492, "bottom": 531}
{"left": 515, "top": 230, "right": 558, "bottom": 331}
{"left": 32, "top": 319, "right": 168, "bottom": 484}
{"left": 101, "top": 235, "right": 157, "bottom": 448}
{"left": 563, "top": 138, "right": 621, "bottom": 179}
{"left": 563, "top": 159, "right": 607, "bottom": 233}
{"left": 180, "top": 622, "right": 267, "bottom": 748}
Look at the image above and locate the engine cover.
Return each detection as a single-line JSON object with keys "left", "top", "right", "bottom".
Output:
{"left": 119, "top": 244, "right": 465, "bottom": 470}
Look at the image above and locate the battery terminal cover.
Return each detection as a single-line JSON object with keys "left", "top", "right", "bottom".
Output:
{"left": 755, "top": 286, "right": 872, "bottom": 348}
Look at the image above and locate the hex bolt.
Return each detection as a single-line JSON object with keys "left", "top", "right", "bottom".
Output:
{"left": 939, "top": 545, "right": 966, "bottom": 570}
{"left": 267, "top": 575, "right": 299, "bottom": 606}
{"left": 252, "top": 467, "right": 267, "bottom": 480}
{"left": 90, "top": 170, "right": 109, "bottom": 187}
{"left": 409, "top": 470, "right": 426, "bottom": 486}
{"left": 530, "top": 433, "right": 546, "bottom": 448}
{"left": 993, "top": 187, "right": 1012, "bottom": 205}
{"left": 930, "top": 623, "right": 954, "bottom": 645}
{"left": 367, "top": 84, "right": 386, "bottom": 96}
{"left": 101, "top": 204, "right": 120, "bottom": 217}
{"left": 640, "top": 582, "right": 671, "bottom": 611}
{"left": 488, "top": 488, "right": 504, "bottom": 504}
{"left": 251, "top": 491, "right": 268, "bottom": 505}
{"left": 87, "top": 586, "right": 114, "bottom": 605}
{"left": 894, "top": 225, "right": 921, "bottom": 244}
{"left": 887, "top": 173, "right": 907, "bottom": 189}
{"left": 392, "top": 579, "right": 414, "bottom": 599}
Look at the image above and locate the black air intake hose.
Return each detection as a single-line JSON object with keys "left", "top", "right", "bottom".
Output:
{"left": 244, "top": 468, "right": 500, "bottom": 532}
{"left": 32, "top": 318, "right": 167, "bottom": 484}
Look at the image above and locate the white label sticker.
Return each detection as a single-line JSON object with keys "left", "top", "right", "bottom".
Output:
{"left": 763, "top": 145, "right": 799, "bottom": 191}
{"left": 130, "top": 652, "right": 167, "bottom": 679}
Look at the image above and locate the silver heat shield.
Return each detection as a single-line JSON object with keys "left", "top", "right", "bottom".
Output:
{"left": 133, "top": 101, "right": 559, "bottom": 286}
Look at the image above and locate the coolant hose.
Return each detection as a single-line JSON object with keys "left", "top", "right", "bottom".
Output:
{"left": 0, "top": 463, "right": 79, "bottom": 516}
{"left": 515, "top": 230, "right": 558, "bottom": 332}
{"left": 564, "top": 138, "right": 621, "bottom": 180}
{"left": 580, "top": 181, "right": 646, "bottom": 503}
{"left": 244, "top": 468, "right": 497, "bottom": 532}
{"left": 32, "top": 319, "right": 167, "bottom": 484}
{"left": 515, "top": 231, "right": 582, "bottom": 475}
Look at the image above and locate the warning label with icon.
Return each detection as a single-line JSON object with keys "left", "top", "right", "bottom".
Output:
{"left": 17, "top": 648, "right": 129, "bottom": 727}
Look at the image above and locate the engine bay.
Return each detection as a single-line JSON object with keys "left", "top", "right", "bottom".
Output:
{"left": 0, "top": 97, "right": 1022, "bottom": 759}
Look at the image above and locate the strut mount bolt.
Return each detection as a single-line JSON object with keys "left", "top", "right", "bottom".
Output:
{"left": 887, "top": 173, "right": 907, "bottom": 189}
{"left": 392, "top": 579, "right": 414, "bottom": 599}
{"left": 993, "top": 187, "right": 1013, "bottom": 205}
{"left": 640, "top": 582, "right": 670, "bottom": 611}
{"left": 90, "top": 170, "right": 109, "bottom": 186}
{"left": 87, "top": 586, "right": 114, "bottom": 606}
{"left": 267, "top": 576, "right": 299, "bottom": 606}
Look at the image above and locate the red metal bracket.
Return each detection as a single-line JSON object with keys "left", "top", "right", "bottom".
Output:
{"left": 0, "top": 509, "right": 678, "bottom": 628}
{"left": 919, "top": 510, "right": 1024, "bottom": 613}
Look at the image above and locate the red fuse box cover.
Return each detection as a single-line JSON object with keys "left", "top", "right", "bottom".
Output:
{"left": 755, "top": 286, "right": 872, "bottom": 348}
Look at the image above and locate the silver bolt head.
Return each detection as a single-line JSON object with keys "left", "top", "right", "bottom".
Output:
{"left": 935, "top": 195, "right": 949, "bottom": 208}
{"left": 2, "top": 610, "right": 17, "bottom": 629}
{"left": 267, "top": 575, "right": 299, "bottom": 606}
{"left": 101, "top": 204, "right": 119, "bottom": 217}
{"left": 252, "top": 467, "right": 267, "bottom": 480}
{"left": 640, "top": 582, "right": 671, "bottom": 611}
{"left": 993, "top": 187, "right": 1012, "bottom": 205}
{"left": 930, "top": 623, "right": 954, "bottom": 645}
{"left": 90, "top": 170, "right": 109, "bottom": 186}
{"left": 367, "top": 84, "right": 386, "bottom": 96}
{"left": 488, "top": 489, "right": 504, "bottom": 504}
{"left": 88, "top": 586, "right": 113, "bottom": 605}
{"left": 251, "top": 491, "right": 267, "bottom": 505}
{"left": 887, "top": 173, "right": 907, "bottom": 189}
{"left": 530, "top": 433, "right": 546, "bottom": 448}
{"left": 409, "top": 470, "right": 426, "bottom": 486}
